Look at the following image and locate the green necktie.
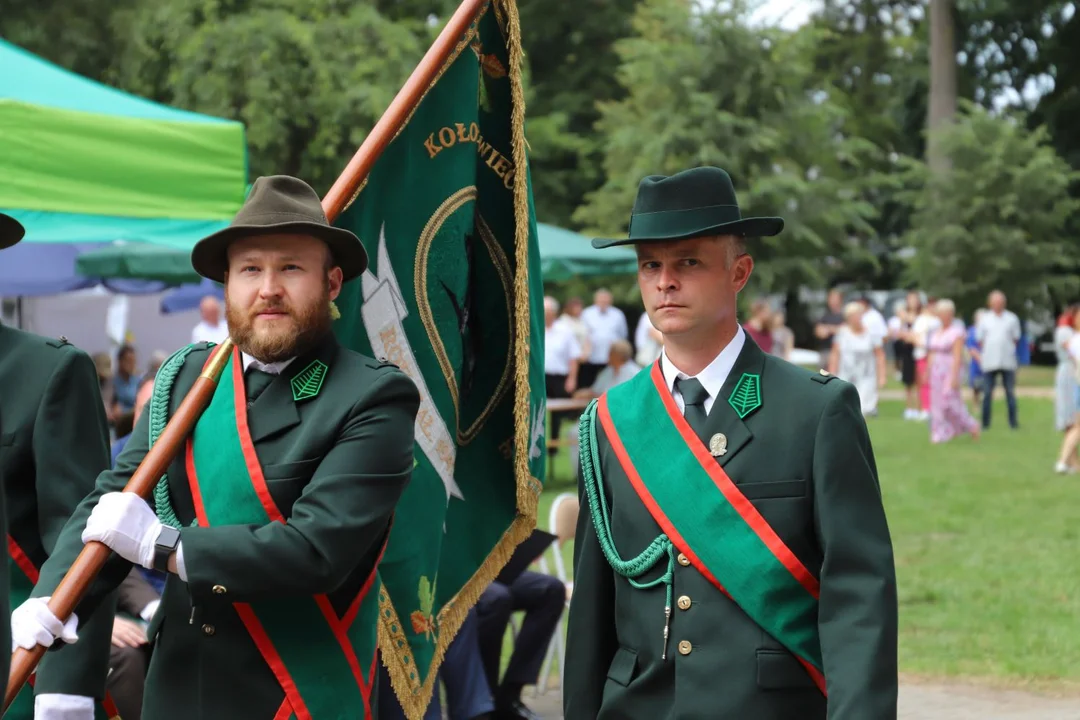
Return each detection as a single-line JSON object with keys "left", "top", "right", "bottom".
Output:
{"left": 675, "top": 377, "right": 710, "bottom": 440}
{"left": 245, "top": 367, "right": 276, "bottom": 403}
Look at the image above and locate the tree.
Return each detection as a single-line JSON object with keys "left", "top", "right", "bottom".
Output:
{"left": 576, "top": 0, "right": 879, "bottom": 294}
{"left": 516, "top": 0, "right": 640, "bottom": 229}
{"left": 928, "top": 0, "right": 958, "bottom": 172}
{"left": 107, "top": 0, "right": 425, "bottom": 193}
{"left": 903, "top": 100, "right": 1080, "bottom": 316}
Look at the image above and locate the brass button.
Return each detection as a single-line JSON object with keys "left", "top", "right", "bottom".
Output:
{"left": 212, "top": 585, "right": 227, "bottom": 595}
{"left": 677, "top": 553, "right": 690, "bottom": 567}
{"left": 677, "top": 595, "right": 691, "bottom": 611}
{"left": 678, "top": 640, "right": 692, "bottom": 655}
{"left": 202, "top": 624, "right": 215, "bottom": 636}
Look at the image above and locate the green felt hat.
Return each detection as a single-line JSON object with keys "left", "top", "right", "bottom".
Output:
{"left": 592, "top": 166, "right": 784, "bottom": 249}
{"left": 191, "top": 175, "right": 368, "bottom": 283}
{"left": 0, "top": 213, "right": 25, "bottom": 250}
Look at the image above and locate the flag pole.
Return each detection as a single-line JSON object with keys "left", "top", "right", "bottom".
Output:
{"left": 4, "top": 0, "right": 490, "bottom": 707}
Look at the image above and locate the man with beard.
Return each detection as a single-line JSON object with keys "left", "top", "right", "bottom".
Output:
{"left": 0, "top": 212, "right": 119, "bottom": 719}
{"left": 564, "top": 168, "right": 897, "bottom": 719}
{"left": 11, "top": 177, "right": 421, "bottom": 719}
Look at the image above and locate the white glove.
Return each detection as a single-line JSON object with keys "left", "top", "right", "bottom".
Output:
{"left": 11, "top": 597, "right": 78, "bottom": 651}
{"left": 35, "top": 693, "right": 95, "bottom": 719}
{"left": 81, "top": 492, "right": 164, "bottom": 569}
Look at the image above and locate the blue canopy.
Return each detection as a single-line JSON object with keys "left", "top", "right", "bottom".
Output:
{"left": 0, "top": 241, "right": 166, "bottom": 296}
{"left": 160, "top": 278, "right": 224, "bottom": 314}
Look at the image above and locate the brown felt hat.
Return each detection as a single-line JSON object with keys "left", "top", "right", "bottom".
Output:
{"left": 0, "top": 213, "right": 25, "bottom": 250}
{"left": 191, "top": 175, "right": 368, "bottom": 282}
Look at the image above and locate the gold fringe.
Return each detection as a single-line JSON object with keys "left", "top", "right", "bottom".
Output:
{"left": 377, "top": 2, "right": 542, "bottom": 717}
{"left": 329, "top": 301, "right": 341, "bottom": 320}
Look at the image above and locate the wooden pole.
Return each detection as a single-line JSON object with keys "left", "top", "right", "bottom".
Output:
{"left": 4, "top": 0, "right": 489, "bottom": 708}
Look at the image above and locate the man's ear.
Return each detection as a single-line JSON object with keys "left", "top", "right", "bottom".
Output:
{"left": 327, "top": 267, "right": 344, "bottom": 301}
{"left": 731, "top": 254, "right": 754, "bottom": 293}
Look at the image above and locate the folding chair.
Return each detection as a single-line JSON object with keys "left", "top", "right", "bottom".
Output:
{"left": 532, "top": 492, "right": 578, "bottom": 695}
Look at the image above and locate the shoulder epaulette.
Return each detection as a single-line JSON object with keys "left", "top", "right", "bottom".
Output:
{"left": 811, "top": 368, "right": 838, "bottom": 384}
{"left": 44, "top": 335, "right": 71, "bottom": 349}
{"left": 368, "top": 356, "right": 399, "bottom": 370}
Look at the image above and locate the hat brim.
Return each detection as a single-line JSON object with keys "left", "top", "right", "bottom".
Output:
{"left": 191, "top": 221, "right": 369, "bottom": 283}
{"left": 0, "top": 213, "right": 26, "bottom": 250}
{"left": 591, "top": 217, "right": 784, "bottom": 249}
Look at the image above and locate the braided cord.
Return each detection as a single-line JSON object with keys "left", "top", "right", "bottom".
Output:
{"left": 148, "top": 343, "right": 211, "bottom": 528}
{"left": 578, "top": 401, "right": 675, "bottom": 611}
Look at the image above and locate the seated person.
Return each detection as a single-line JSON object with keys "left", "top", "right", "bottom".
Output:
{"left": 476, "top": 572, "right": 566, "bottom": 720}
{"left": 378, "top": 607, "right": 493, "bottom": 719}
{"left": 572, "top": 339, "right": 640, "bottom": 400}
{"left": 108, "top": 568, "right": 162, "bottom": 720}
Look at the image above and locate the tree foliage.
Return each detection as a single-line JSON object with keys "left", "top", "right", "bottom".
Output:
{"left": 903, "top": 101, "right": 1080, "bottom": 316}
{"left": 575, "top": 0, "right": 879, "bottom": 293}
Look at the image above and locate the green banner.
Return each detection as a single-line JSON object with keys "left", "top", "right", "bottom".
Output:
{"left": 331, "top": 1, "right": 546, "bottom": 716}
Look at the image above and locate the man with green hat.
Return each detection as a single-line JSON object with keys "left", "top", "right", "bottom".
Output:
{"left": 564, "top": 167, "right": 898, "bottom": 719}
{"left": 0, "top": 212, "right": 120, "bottom": 719}
{"left": 12, "top": 176, "right": 421, "bottom": 719}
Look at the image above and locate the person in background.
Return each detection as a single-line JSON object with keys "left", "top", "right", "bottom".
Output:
{"left": 927, "top": 300, "right": 980, "bottom": 444}
{"left": 108, "top": 568, "right": 162, "bottom": 720}
{"left": 92, "top": 351, "right": 118, "bottom": 425}
{"left": 976, "top": 289, "right": 1021, "bottom": 430}
{"left": 742, "top": 298, "right": 774, "bottom": 353}
{"left": 544, "top": 296, "right": 581, "bottom": 453}
{"left": 965, "top": 309, "right": 985, "bottom": 412}
{"left": 859, "top": 295, "right": 888, "bottom": 346}
{"left": 581, "top": 289, "right": 628, "bottom": 389}
{"left": 829, "top": 301, "right": 886, "bottom": 417}
{"left": 814, "top": 287, "right": 845, "bottom": 369}
{"left": 111, "top": 344, "right": 140, "bottom": 417}
{"left": 769, "top": 309, "right": 794, "bottom": 361}
{"left": 557, "top": 297, "right": 591, "bottom": 368}
{"left": 144, "top": 350, "right": 168, "bottom": 382}
{"left": 477, "top": 573, "right": 566, "bottom": 720}
{"left": 573, "top": 339, "right": 640, "bottom": 400}
{"left": 1053, "top": 309, "right": 1080, "bottom": 473}
{"left": 190, "top": 295, "right": 229, "bottom": 345}
{"left": 911, "top": 299, "right": 942, "bottom": 421}
{"left": 633, "top": 311, "right": 663, "bottom": 367}
{"left": 889, "top": 297, "right": 918, "bottom": 419}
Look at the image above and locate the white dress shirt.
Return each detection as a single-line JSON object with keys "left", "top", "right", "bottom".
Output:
{"left": 582, "top": 305, "right": 629, "bottom": 364}
{"left": 191, "top": 319, "right": 230, "bottom": 345}
{"left": 660, "top": 327, "right": 746, "bottom": 414}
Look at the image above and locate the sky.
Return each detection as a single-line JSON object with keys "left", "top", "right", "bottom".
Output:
{"left": 748, "top": 0, "right": 822, "bottom": 29}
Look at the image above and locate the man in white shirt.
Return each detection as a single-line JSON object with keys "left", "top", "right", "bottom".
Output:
{"left": 859, "top": 296, "right": 888, "bottom": 346}
{"left": 634, "top": 312, "right": 663, "bottom": 367}
{"left": 190, "top": 295, "right": 229, "bottom": 345}
{"left": 566, "top": 166, "right": 897, "bottom": 719}
{"left": 581, "top": 289, "right": 628, "bottom": 388}
{"left": 975, "top": 289, "right": 1021, "bottom": 429}
{"left": 545, "top": 297, "right": 582, "bottom": 453}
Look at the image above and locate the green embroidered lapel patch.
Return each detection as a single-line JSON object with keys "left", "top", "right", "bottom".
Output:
{"left": 728, "top": 372, "right": 762, "bottom": 419}
{"left": 291, "top": 359, "right": 328, "bottom": 402}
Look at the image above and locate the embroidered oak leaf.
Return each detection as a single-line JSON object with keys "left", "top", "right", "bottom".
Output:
{"left": 291, "top": 360, "right": 328, "bottom": 402}
{"left": 728, "top": 373, "right": 762, "bottom": 419}
{"left": 409, "top": 576, "right": 437, "bottom": 641}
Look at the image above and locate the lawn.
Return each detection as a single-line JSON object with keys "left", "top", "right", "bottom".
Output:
{"left": 534, "top": 395, "right": 1080, "bottom": 685}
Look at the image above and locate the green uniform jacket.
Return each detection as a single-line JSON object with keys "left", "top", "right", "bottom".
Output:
{"left": 564, "top": 338, "right": 898, "bottom": 720}
{"left": 34, "top": 334, "right": 420, "bottom": 719}
{"left": 0, "top": 323, "right": 115, "bottom": 702}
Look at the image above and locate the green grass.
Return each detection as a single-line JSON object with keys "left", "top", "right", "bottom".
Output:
{"left": 534, "top": 397, "right": 1080, "bottom": 685}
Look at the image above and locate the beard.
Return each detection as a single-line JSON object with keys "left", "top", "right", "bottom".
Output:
{"left": 226, "top": 285, "right": 332, "bottom": 364}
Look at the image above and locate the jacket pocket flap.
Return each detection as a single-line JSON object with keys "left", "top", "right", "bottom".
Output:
{"left": 756, "top": 649, "right": 817, "bottom": 689}
{"left": 739, "top": 479, "right": 807, "bottom": 500}
{"left": 606, "top": 646, "right": 638, "bottom": 687}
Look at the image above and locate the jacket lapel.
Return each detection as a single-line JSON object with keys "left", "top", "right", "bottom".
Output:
{"left": 701, "top": 335, "right": 767, "bottom": 470}
{"left": 247, "top": 333, "right": 338, "bottom": 443}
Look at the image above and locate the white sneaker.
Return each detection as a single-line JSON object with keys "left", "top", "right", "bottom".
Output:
{"left": 1055, "top": 462, "right": 1068, "bottom": 474}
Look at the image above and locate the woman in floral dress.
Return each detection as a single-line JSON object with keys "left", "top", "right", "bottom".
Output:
{"left": 928, "top": 299, "right": 980, "bottom": 443}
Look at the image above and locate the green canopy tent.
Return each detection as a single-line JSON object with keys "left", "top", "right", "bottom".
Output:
{"left": 78, "top": 222, "right": 640, "bottom": 283}
{"left": 0, "top": 38, "right": 246, "bottom": 295}
{"left": 536, "top": 222, "right": 637, "bottom": 280}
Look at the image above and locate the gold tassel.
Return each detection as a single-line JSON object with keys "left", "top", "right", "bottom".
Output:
{"left": 330, "top": 301, "right": 341, "bottom": 320}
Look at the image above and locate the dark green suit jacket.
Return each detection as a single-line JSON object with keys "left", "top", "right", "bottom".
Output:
{"left": 565, "top": 337, "right": 898, "bottom": 720}
{"left": 34, "top": 334, "right": 420, "bottom": 719}
{"left": 0, "top": 323, "right": 115, "bottom": 702}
